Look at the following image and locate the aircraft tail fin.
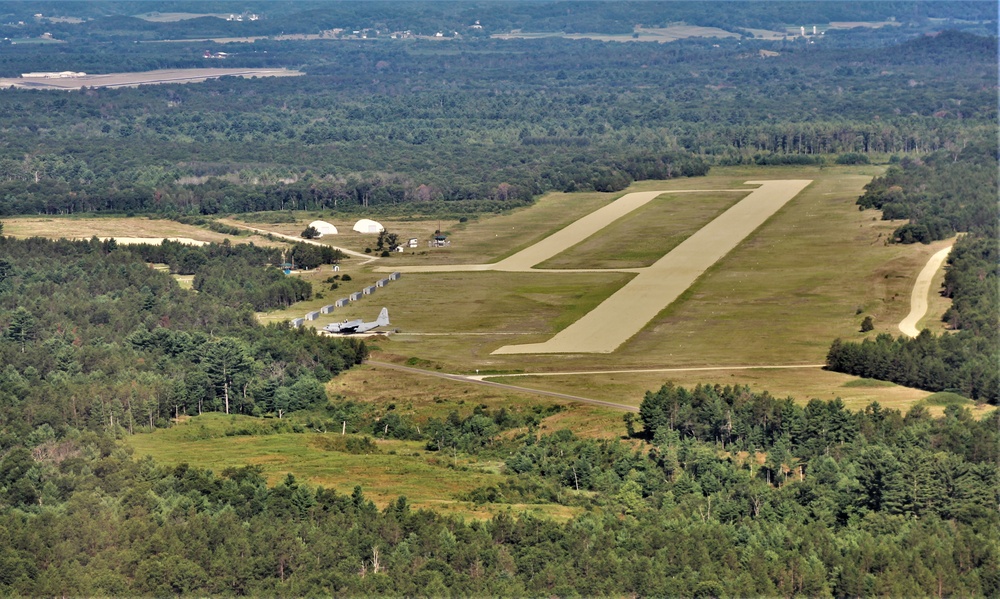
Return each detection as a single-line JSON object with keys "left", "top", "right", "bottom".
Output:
{"left": 376, "top": 307, "right": 389, "bottom": 326}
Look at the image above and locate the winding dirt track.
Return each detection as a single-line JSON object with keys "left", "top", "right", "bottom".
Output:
{"left": 898, "top": 245, "right": 953, "bottom": 337}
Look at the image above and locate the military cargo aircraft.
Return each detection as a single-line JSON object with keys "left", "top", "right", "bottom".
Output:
{"left": 323, "top": 308, "right": 389, "bottom": 334}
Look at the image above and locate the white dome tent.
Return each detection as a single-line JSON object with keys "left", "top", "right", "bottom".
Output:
{"left": 307, "top": 220, "right": 338, "bottom": 237}
{"left": 352, "top": 218, "right": 385, "bottom": 234}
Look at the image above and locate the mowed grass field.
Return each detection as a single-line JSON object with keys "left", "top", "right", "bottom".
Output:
{"left": 310, "top": 164, "right": 965, "bottom": 414}
{"left": 535, "top": 190, "right": 746, "bottom": 269}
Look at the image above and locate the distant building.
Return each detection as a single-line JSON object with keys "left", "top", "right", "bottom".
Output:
{"left": 352, "top": 218, "right": 384, "bottom": 234}
{"left": 308, "top": 220, "right": 338, "bottom": 237}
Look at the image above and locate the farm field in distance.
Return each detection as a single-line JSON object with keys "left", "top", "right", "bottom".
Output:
{"left": 2, "top": 215, "right": 280, "bottom": 246}
{"left": 0, "top": 68, "right": 303, "bottom": 90}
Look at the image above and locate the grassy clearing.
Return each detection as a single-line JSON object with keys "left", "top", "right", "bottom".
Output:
{"left": 228, "top": 191, "right": 618, "bottom": 266}
{"left": 2, "top": 215, "right": 277, "bottom": 246}
{"left": 127, "top": 412, "right": 582, "bottom": 520}
{"left": 921, "top": 391, "right": 972, "bottom": 406}
{"left": 333, "top": 365, "right": 628, "bottom": 439}
{"left": 369, "top": 165, "right": 945, "bottom": 370}
{"left": 279, "top": 269, "right": 632, "bottom": 340}
{"left": 842, "top": 378, "right": 897, "bottom": 388}
{"left": 535, "top": 190, "right": 746, "bottom": 269}
{"left": 179, "top": 165, "right": 962, "bottom": 416}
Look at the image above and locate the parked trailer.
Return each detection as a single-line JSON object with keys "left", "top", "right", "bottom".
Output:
{"left": 376, "top": 278, "right": 390, "bottom": 287}
{"left": 363, "top": 286, "right": 376, "bottom": 295}
{"left": 320, "top": 304, "right": 335, "bottom": 314}
{"left": 389, "top": 272, "right": 402, "bottom": 281}
{"left": 349, "top": 292, "right": 362, "bottom": 301}
{"left": 305, "top": 311, "right": 320, "bottom": 321}
{"left": 335, "top": 298, "right": 349, "bottom": 307}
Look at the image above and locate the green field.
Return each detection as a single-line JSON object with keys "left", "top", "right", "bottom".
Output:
{"left": 233, "top": 165, "right": 957, "bottom": 415}
{"left": 127, "top": 411, "right": 588, "bottom": 519}
{"left": 535, "top": 190, "right": 746, "bottom": 269}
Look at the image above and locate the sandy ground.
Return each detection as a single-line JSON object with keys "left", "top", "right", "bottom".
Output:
{"left": 898, "top": 245, "right": 953, "bottom": 337}
{"left": 496, "top": 180, "right": 812, "bottom": 354}
{"left": 0, "top": 68, "right": 302, "bottom": 90}
{"left": 92, "top": 237, "right": 207, "bottom": 246}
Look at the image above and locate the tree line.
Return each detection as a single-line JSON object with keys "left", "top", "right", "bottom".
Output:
{"left": 828, "top": 134, "right": 998, "bottom": 402}
{"left": 0, "top": 382, "right": 995, "bottom": 596}
{"left": 0, "top": 32, "right": 994, "bottom": 217}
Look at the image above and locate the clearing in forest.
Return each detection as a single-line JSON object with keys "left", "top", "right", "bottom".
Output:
{"left": 386, "top": 180, "right": 812, "bottom": 353}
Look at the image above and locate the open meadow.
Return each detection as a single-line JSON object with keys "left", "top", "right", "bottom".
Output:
{"left": 242, "top": 164, "right": 969, "bottom": 424}
{"left": 127, "top": 404, "right": 597, "bottom": 520}
{"left": 8, "top": 164, "right": 960, "bottom": 420}
{"left": 305, "top": 165, "right": 943, "bottom": 370}
{"left": 2, "top": 215, "right": 279, "bottom": 246}
{"left": 12, "top": 162, "right": 969, "bottom": 485}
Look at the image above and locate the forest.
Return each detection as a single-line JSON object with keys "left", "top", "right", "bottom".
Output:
{"left": 0, "top": 235, "right": 367, "bottom": 440}
{"left": 0, "top": 28, "right": 994, "bottom": 216}
{"left": 0, "top": 234, "right": 996, "bottom": 595}
{"left": 0, "top": 1, "right": 997, "bottom": 595}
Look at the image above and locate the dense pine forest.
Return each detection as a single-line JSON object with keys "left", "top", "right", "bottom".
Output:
{"left": 0, "top": 236, "right": 366, "bottom": 436}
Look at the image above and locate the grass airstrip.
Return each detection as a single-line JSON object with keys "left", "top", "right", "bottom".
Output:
{"left": 9, "top": 164, "right": 984, "bottom": 514}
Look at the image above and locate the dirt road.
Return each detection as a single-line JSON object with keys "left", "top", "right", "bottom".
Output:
{"left": 230, "top": 224, "right": 378, "bottom": 264}
{"left": 366, "top": 360, "right": 638, "bottom": 412}
{"left": 898, "top": 245, "right": 953, "bottom": 337}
